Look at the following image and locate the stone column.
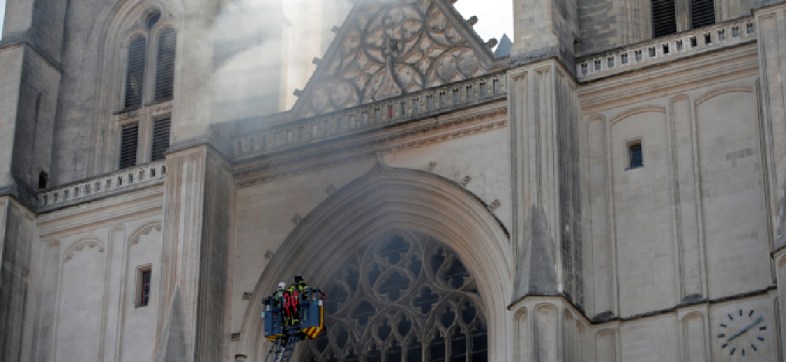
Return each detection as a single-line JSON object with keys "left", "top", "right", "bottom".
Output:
{"left": 510, "top": 297, "right": 565, "bottom": 362}
{"left": 0, "top": 196, "right": 36, "bottom": 362}
{"left": 508, "top": 59, "right": 584, "bottom": 307}
{"left": 755, "top": 1, "right": 786, "bottom": 356}
{"left": 154, "top": 145, "right": 234, "bottom": 362}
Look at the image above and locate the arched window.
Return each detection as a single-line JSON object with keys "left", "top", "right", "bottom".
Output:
{"left": 155, "top": 28, "right": 177, "bottom": 103}
{"left": 117, "top": 9, "right": 175, "bottom": 169}
{"left": 301, "top": 232, "right": 488, "bottom": 361}
{"left": 124, "top": 35, "right": 147, "bottom": 111}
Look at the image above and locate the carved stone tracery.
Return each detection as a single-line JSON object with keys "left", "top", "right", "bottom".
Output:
{"left": 301, "top": 231, "right": 488, "bottom": 361}
{"left": 301, "top": 0, "right": 488, "bottom": 117}
{"left": 63, "top": 239, "right": 105, "bottom": 262}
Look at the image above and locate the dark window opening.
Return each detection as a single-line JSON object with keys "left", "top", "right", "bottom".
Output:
{"left": 629, "top": 142, "right": 644, "bottom": 169}
{"left": 124, "top": 36, "right": 147, "bottom": 111}
{"left": 652, "top": 0, "right": 677, "bottom": 37}
{"left": 138, "top": 267, "right": 152, "bottom": 307}
{"left": 38, "top": 171, "right": 49, "bottom": 190}
{"left": 119, "top": 124, "right": 139, "bottom": 169}
{"left": 151, "top": 118, "right": 171, "bottom": 161}
{"left": 691, "top": 0, "right": 716, "bottom": 28}
{"left": 155, "top": 28, "right": 177, "bottom": 103}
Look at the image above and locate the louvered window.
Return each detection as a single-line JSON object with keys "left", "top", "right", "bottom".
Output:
{"left": 151, "top": 118, "right": 171, "bottom": 161}
{"left": 124, "top": 36, "right": 147, "bottom": 111}
{"left": 691, "top": 0, "right": 715, "bottom": 28}
{"left": 652, "top": 0, "right": 677, "bottom": 37}
{"left": 119, "top": 124, "right": 139, "bottom": 169}
{"left": 155, "top": 29, "right": 177, "bottom": 103}
{"left": 116, "top": 12, "right": 177, "bottom": 171}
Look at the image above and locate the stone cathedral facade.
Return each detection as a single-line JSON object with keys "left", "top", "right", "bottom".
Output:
{"left": 3, "top": 0, "right": 786, "bottom": 361}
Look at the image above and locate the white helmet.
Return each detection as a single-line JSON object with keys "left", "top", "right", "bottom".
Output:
{"left": 278, "top": 282, "right": 286, "bottom": 289}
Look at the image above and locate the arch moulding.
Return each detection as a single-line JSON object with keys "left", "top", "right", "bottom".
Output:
{"left": 237, "top": 163, "right": 514, "bottom": 361}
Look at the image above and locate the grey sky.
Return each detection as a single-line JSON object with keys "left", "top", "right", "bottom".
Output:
{"left": 454, "top": 0, "right": 514, "bottom": 42}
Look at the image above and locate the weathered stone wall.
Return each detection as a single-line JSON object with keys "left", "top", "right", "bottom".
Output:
{"left": 578, "top": 0, "right": 650, "bottom": 54}
{"left": 0, "top": 197, "right": 35, "bottom": 362}
{"left": 20, "top": 185, "right": 164, "bottom": 362}
{"left": 579, "top": 37, "right": 776, "bottom": 359}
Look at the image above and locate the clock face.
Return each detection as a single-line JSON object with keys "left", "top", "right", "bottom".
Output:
{"left": 717, "top": 309, "right": 767, "bottom": 357}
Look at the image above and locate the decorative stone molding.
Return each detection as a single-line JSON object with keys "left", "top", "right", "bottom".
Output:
{"left": 427, "top": 161, "right": 437, "bottom": 172}
{"left": 384, "top": 112, "right": 507, "bottom": 153}
{"left": 38, "top": 161, "right": 166, "bottom": 211}
{"left": 63, "top": 239, "right": 105, "bottom": 262}
{"left": 488, "top": 199, "right": 501, "bottom": 212}
{"left": 233, "top": 103, "right": 507, "bottom": 186}
{"left": 577, "top": 17, "right": 756, "bottom": 82}
{"left": 233, "top": 72, "right": 507, "bottom": 160}
{"left": 129, "top": 222, "right": 162, "bottom": 247}
{"left": 291, "top": 0, "right": 496, "bottom": 117}
{"left": 460, "top": 175, "right": 472, "bottom": 187}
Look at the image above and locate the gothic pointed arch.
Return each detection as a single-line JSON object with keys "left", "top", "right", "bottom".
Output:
{"left": 89, "top": 0, "right": 182, "bottom": 175}
{"left": 237, "top": 164, "right": 513, "bottom": 360}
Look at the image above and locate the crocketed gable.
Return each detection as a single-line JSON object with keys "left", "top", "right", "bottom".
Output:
{"left": 293, "top": 0, "right": 496, "bottom": 118}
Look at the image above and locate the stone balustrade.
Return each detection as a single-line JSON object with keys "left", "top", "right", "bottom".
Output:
{"left": 39, "top": 161, "right": 167, "bottom": 211}
{"left": 234, "top": 72, "right": 508, "bottom": 159}
{"left": 577, "top": 17, "right": 756, "bottom": 81}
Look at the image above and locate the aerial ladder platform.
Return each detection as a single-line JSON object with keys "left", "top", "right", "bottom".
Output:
{"left": 261, "top": 276, "right": 326, "bottom": 362}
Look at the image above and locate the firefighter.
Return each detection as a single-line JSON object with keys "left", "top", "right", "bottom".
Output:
{"left": 276, "top": 281, "right": 293, "bottom": 326}
{"left": 287, "top": 277, "right": 303, "bottom": 326}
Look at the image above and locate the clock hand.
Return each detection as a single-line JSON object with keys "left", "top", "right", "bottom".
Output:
{"left": 726, "top": 316, "right": 763, "bottom": 343}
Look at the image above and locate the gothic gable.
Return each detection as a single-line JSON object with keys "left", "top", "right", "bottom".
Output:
{"left": 293, "top": 0, "right": 496, "bottom": 118}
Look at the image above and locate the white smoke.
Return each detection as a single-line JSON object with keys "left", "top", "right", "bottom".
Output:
{"left": 210, "top": 0, "right": 351, "bottom": 123}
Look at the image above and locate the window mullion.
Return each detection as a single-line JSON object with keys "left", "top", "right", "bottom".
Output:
{"left": 143, "top": 31, "right": 159, "bottom": 107}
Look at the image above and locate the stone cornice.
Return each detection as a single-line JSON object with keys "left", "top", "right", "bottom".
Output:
{"left": 579, "top": 42, "right": 759, "bottom": 113}
{"left": 232, "top": 72, "right": 508, "bottom": 161}
{"left": 233, "top": 101, "right": 507, "bottom": 186}
{"left": 38, "top": 162, "right": 166, "bottom": 213}
{"left": 37, "top": 185, "right": 164, "bottom": 240}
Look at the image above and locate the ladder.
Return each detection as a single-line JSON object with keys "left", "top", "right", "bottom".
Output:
{"left": 264, "top": 333, "right": 299, "bottom": 362}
